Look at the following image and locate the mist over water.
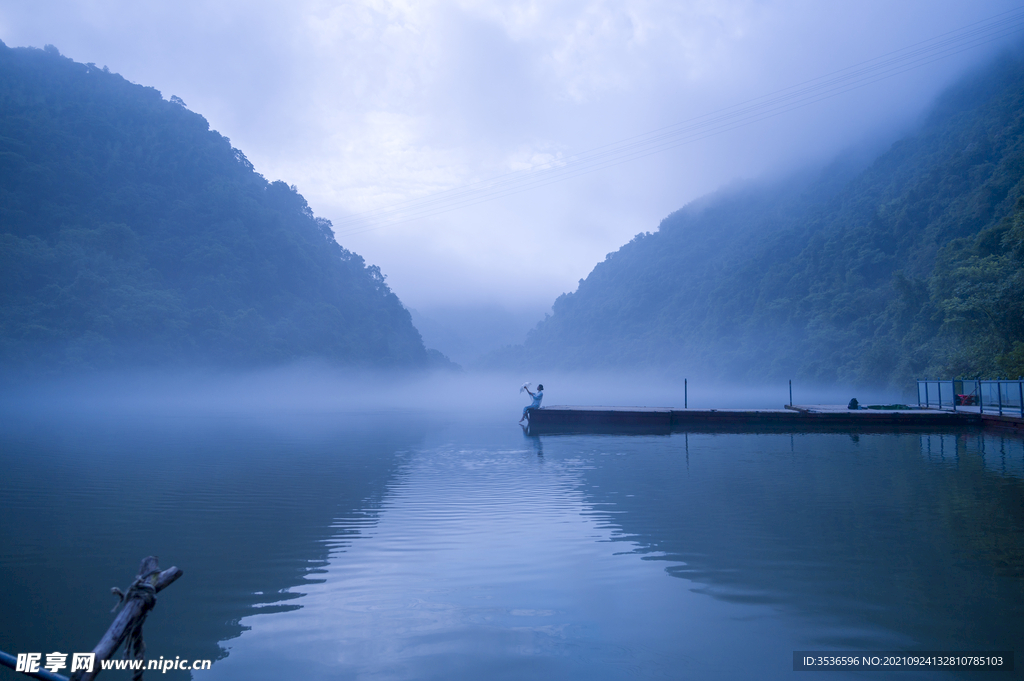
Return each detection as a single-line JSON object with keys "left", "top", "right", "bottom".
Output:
{"left": 4, "top": 4, "right": 1024, "bottom": 678}
{"left": 1, "top": 395, "right": 1022, "bottom": 681}
{"left": 0, "top": 366, "right": 905, "bottom": 420}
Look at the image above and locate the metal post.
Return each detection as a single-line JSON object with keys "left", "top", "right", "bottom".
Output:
{"left": 937, "top": 381, "right": 942, "bottom": 410}
{"left": 952, "top": 379, "right": 957, "bottom": 412}
{"left": 978, "top": 379, "right": 983, "bottom": 414}
{"left": 924, "top": 381, "right": 929, "bottom": 408}
{"left": 684, "top": 378, "right": 688, "bottom": 409}
{"left": 1018, "top": 380, "right": 1023, "bottom": 417}
{"left": 998, "top": 380, "right": 1003, "bottom": 416}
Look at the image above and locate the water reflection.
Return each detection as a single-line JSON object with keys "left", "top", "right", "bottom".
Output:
{"left": 0, "top": 412, "right": 427, "bottom": 679}
{"left": 200, "top": 426, "right": 1024, "bottom": 679}
{"left": 921, "top": 432, "right": 1024, "bottom": 479}
{"left": 523, "top": 431, "right": 544, "bottom": 458}
{"left": 566, "top": 431, "right": 1024, "bottom": 656}
{"left": 3, "top": 417, "right": 1023, "bottom": 681}
{"left": 204, "top": 423, "right": 801, "bottom": 680}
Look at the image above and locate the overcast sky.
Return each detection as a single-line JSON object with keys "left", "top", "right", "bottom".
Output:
{"left": 2, "top": 0, "right": 1021, "bottom": 313}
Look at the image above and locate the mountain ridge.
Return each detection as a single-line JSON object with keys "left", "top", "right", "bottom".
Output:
{"left": 482, "top": 49, "right": 1024, "bottom": 388}
{"left": 0, "top": 41, "right": 433, "bottom": 371}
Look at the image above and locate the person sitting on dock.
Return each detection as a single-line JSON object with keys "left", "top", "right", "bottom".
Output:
{"left": 520, "top": 384, "right": 544, "bottom": 423}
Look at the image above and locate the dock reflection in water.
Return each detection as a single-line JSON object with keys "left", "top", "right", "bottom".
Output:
{"left": 204, "top": 425, "right": 1024, "bottom": 680}
{"left": 2, "top": 417, "right": 1023, "bottom": 680}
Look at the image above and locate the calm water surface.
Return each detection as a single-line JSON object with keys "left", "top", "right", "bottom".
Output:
{"left": 1, "top": 412, "right": 1023, "bottom": 680}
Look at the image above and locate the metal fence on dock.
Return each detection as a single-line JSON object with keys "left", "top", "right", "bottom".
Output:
{"left": 918, "top": 379, "right": 1024, "bottom": 417}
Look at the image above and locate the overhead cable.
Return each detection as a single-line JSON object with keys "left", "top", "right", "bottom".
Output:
{"left": 331, "top": 7, "right": 1024, "bottom": 238}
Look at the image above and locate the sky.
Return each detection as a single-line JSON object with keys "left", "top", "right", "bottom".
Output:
{"left": 1, "top": 0, "right": 1021, "bottom": 318}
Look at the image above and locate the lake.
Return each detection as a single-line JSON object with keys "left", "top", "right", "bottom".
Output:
{"left": 1, "top": 410, "right": 1022, "bottom": 680}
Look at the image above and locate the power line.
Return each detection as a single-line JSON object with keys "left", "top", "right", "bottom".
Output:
{"left": 331, "top": 7, "right": 1024, "bottom": 238}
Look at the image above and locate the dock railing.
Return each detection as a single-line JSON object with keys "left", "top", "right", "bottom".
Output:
{"left": 918, "top": 380, "right": 958, "bottom": 411}
{"left": 918, "top": 379, "right": 1024, "bottom": 417}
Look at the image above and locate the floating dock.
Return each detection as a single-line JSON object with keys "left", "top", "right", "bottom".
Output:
{"left": 525, "top": 404, "right": 1024, "bottom": 435}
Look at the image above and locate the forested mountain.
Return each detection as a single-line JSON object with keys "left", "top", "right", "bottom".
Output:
{"left": 0, "top": 42, "right": 430, "bottom": 371}
{"left": 486, "top": 50, "right": 1024, "bottom": 388}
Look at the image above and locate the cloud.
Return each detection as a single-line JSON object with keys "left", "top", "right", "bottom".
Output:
{"left": 1, "top": 0, "right": 1021, "bottom": 311}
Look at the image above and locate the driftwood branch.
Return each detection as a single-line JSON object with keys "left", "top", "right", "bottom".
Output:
{"left": 69, "top": 557, "right": 183, "bottom": 681}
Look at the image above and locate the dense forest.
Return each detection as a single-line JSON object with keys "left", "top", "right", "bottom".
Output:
{"left": 485, "top": 50, "right": 1024, "bottom": 389}
{"left": 0, "top": 42, "right": 435, "bottom": 371}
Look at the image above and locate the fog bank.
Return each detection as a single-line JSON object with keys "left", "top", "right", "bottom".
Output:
{"left": 0, "top": 366, "right": 905, "bottom": 421}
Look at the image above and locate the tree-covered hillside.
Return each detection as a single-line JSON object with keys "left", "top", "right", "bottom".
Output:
{"left": 486, "top": 50, "right": 1024, "bottom": 389}
{"left": 0, "top": 42, "right": 429, "bottom": 370}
